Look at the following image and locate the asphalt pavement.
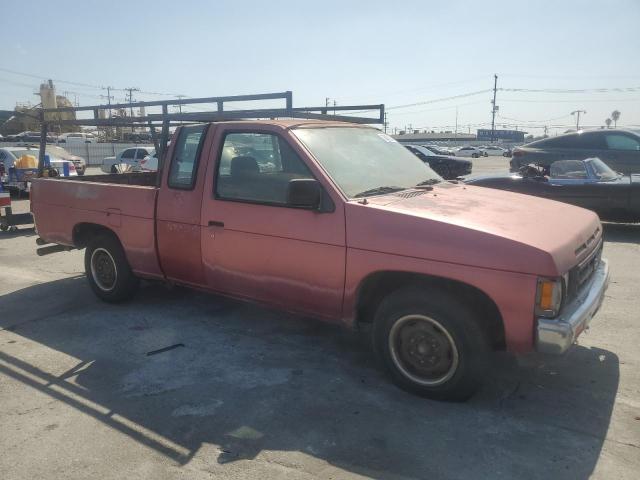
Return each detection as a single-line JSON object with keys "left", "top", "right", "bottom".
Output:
{"left": 1, "top": 156, "right": 639, "bottom": 479}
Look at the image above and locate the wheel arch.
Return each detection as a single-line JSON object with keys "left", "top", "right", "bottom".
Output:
{"left": 355, "top": 271, "right": 506, "bottom": 351}
{"left": 72, "top": 222, "right": 120, "bottom": 249}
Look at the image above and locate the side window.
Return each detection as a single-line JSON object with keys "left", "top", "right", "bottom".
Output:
{"left": 0, "top": 151, "right": 6, "bottom": 161}
{"left": 605, "top": 134, "right": 640, "bottom": 151}
{"left": 579, "top": 132, "right": 607, "bottom": 149}
{"left": 215, "top": 132, "right": 314, "bottom": 205}
{"left": 550, "top": 160, "right": 588, "bottom": 179}
{"left": 167, "top": 124, "right": 207, "bottom": 189}
{"left": 121, "top": 149, "right": 135, "bottom": 159}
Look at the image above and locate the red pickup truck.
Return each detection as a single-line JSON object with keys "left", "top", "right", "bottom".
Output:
{"left": 31, "top": 120, "right": 609, "bottom": 400}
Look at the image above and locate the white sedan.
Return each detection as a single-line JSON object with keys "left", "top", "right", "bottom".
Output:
{"left": 101, "top": 146, "right": 155, "bottom": 173}
{"left": 456, "top": 146, "right": 487, "bottom": 158}
{"left": 480, "top": 145, "right": 508, "bottom": 156}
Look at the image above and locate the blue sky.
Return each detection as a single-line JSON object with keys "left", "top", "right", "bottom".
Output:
{"left": 2, "top": 0, "right": 639, "bottom": 135}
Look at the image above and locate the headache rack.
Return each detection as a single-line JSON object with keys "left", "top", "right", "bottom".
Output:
{"left": 33, "top": 91, "right": 384, "bottom": 176}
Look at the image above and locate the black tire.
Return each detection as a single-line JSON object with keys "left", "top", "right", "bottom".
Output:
{"left": 472, "top": 153, "right": 479, "bottom": 158}
{"left": 373, "top": 287, "right": 489, "bottom": 401}
{"left": 84, "top": 233, "right": 139, "bottom": 302}
{"left": 110, "top": 165, "right": 117, "bottom": 174}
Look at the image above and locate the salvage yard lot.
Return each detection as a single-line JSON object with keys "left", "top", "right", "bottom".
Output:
{"left": 1, "top": 156, "right": 639, "bottom": 479}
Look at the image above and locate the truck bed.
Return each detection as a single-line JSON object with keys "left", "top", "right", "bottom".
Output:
{"left": 66, "top": 172, "right": 158, "bottom": 186}
{"left": 31, "top": 175, "right": 163, "bottom": 278}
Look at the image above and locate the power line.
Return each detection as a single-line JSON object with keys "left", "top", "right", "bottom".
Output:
{"left": 499, "top": 97, "right": 640, "bottom": 103}
{"left": 387, "top": 89, "right": 493, "bottom": 110}
{"left": 0, "top": 67, "right": 187, "bottom": 98}
{"left": 500, "top": 86, "right": 640, "bottom": 94}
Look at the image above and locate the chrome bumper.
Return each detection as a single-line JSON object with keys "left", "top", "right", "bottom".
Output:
{"left": 536, "top": 259, "right": 609, "bottom": 354}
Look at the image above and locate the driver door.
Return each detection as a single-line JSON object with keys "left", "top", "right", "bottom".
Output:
{"left": 200, "top": 126, "right": 346, "bottom": 321}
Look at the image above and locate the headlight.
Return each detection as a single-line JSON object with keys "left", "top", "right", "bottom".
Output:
{"left": 535, "top": 277, "right": 564, "bottom": 318}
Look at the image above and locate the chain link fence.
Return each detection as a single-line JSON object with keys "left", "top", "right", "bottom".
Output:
{"left": 1, "top": 142, "right": 155, "bottom": 166}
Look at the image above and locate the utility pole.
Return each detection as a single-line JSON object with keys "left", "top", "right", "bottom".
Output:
{"left": 490, "top": 74, "right": 498, "bottom": 143}
{"left": 125, "top": 87, "right": 140, "bottom": 118}
{"left": 101, "top": 86, "right": 114, "bottom": 118}
{"left": 571, "top": 110, "right": 586, "bottom": 131}
{"left": 175, "top": 94, "right": 187, "bottom": 114}
{"left": 125, "top": 87, "right": 140, "bottom": 134}
{"left": 384, "top": 112, "right": 388, "bottom": 133}
{"left": 455, "top": 106, "right": 458, "bottom": 139}
{"left": 333, "top": 99, "right": 337, "bottom": 116}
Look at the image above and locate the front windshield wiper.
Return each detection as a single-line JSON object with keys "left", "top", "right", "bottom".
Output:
{"left": 415, "top": 178, "right": 441, "bottom": 187}
{"left": 353, "top": 186, "right": 407, "bottom": 198}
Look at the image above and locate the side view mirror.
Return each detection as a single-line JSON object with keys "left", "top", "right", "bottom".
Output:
{"left": 287, "top": 178, "right": 321, "bottom": 210}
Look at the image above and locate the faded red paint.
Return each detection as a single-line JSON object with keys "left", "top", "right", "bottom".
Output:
{"left": 30, "top": 120, "right": 602, "bottom": 354}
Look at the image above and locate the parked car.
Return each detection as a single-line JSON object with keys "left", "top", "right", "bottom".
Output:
{"left": 46, "top": 145, "right": 87, "bottom": 175}
{"left": 31, "top": 121, "right": 609, "bottom": 401}
{"left": 102, "top": 146, "right": 155, "bottom": 173}
{"left": 0, "top": 146, "right": 76, "bottom": 192}
{"left": 456, "top": 146, "right": 487, "bottom": 158}
{"left": 6, "top": 131, "right": 56, "bottom": 143}
{"left": 58, "top": 132, "right": 98, "bottom": 144}
{"left": 480, "top": 145, "right": 508, "bottom": 156}
{"left": 510, "top": 129, "right": 640, "bottom": 174}
{"left": 466, "top": 157, "right": 640, "bottom": 222}
{"left": 140, "top": 150, "right": 158, "bottom": 171}
{"left": 422, "top": 145, "right": 456, "bottom": 156}
{"left": 404, "top": 145, "right": 472, "bottom": 179}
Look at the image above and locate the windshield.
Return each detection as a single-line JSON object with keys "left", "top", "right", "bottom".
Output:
{"left": 588, "top": 157, "right": 618, "bottom": 181}
{"left": 412, "top": 145, "right": 436, "bottom": 157}
{"left": 46, "top": 146, "right": 74, "bottom": 159}
{"left": 292, "top": 127, "right": 441, "bottom": 198}
{"left": 9, "top": 149, "right": 38, "bottom": 159}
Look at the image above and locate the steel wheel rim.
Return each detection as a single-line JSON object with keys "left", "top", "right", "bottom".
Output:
{"left": 388, "top": 314, "right": 459, "bottom": 386}
{"left": 90, "top": 248, "right": 117, "bottom": 291}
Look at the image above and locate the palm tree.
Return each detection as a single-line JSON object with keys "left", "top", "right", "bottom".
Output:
{"left": 605, "top": 118, "right": 612, "bottom": 129}
{"left": 611, "top": 110, "right": 621, "bottom": 128}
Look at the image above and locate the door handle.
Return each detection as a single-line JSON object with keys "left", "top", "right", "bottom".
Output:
{"left": 208, "top": 220, "right": 225, "bottom": 228}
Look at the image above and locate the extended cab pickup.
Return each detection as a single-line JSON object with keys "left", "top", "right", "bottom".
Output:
{"left": 31, "top": 120, "right": 610, "bottom": 400}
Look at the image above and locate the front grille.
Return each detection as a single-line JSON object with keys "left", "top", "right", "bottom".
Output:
{"left": 574, "top": 226, "right": 601, "bottom": 257}
{"left": 567, "top": 241, "right": 602, "bottom": 300}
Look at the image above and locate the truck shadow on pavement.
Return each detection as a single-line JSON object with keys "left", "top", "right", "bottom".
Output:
{"left": 0, "top": 277, "right": 620, "bottom": 479}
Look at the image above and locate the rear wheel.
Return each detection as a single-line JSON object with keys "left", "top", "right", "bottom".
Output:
{"left": 85, "top": 233, "right": 139, "bottom": 302}
{"left": 373, "top": 287, "right": 489, "bottom": 401}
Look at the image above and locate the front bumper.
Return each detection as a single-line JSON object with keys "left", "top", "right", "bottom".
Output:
{"left": 535, "top": 259, "right": 609, "bottom": 354}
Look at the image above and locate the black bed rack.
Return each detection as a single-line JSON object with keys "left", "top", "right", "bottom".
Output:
{"left": 35, "top": 91, "right": 384, "bottom": 175}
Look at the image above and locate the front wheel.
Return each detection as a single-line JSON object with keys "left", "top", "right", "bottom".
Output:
{"left": 85, "top": 233, "right": 139, "bottom": 302}
{"left": 373, "top": 287, "right": 489, "bottom": 401}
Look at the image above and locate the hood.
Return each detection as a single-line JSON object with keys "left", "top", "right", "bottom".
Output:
{"left": 345, "top": 182, "right": 601, "bottom": 276}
